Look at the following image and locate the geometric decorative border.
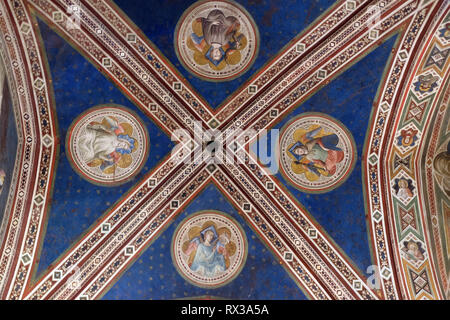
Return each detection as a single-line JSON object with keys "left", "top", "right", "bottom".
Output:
{"left": 278, "top": 112, "right": 357, "bottom": 194}
{"left": 0, "top": 0, "right": 447, "bottom": 300}
{"left": 380, "top": 6, "right": 450, "bottom": 300}
{"left": 65, "top": 104, "right": 150, "bottom": 186}
{"left": 171, "top": 210, "right": 248, "bottom": 289}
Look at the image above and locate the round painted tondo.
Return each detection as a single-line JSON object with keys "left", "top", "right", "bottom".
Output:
{"left": 66, "top": 105, "right": 149, "bottom": 186}
{"left": 279, "top": 113, "right": 357, "bottom": 193}
{"left": 172, "top": 211, "right": 248, "bottom": 288}
{"left": 174, "top": 0, "right": 259, "bottom": 82}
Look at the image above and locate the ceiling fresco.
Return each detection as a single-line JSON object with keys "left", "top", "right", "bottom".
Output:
{"left": 0, "top": 0, "right": 448, "bottom": 301}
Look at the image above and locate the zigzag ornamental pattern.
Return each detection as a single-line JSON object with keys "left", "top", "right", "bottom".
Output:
{"left": 423, "top": 42, "right": 450, "bottom": 71}
{"left": 0, "top": 0, "right": 58, "bottom": 299}
{"left": 391, "top": 147, "right": 416, "bottom": 177}
{"left": 421, "top": 76, "right": 450, "bottom": 297}
{"left": 383, "top": 7, "right": 450, "bottom": 300}
{"left": 407, "top": 263, "right": 434, "bottom": 297}
{"left": 362, "top": 1, "right": 448, "bottom": 300}
{"left": 54, "top": 169, "right": 211, "bottom": 300}
{"left": 397, "top": 202, "right": 419, "bottom": 234}
{"left": 0, "top": 0, "right": 447, "bottom": 301}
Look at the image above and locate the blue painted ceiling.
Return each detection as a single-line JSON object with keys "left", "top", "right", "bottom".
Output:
{"left": 0, "top": 65, "right": 18, "bottom": 224}
{"left": 103, "top": 184, "right": 309, "bottom": 300}
{"left": 113, "top": 0, "right": 337, "bottom": 108}
{"left": 251, "top": 35, "right": 398, "bottom": 272}
{"left": 26, "top": 0, "right": 399, "bottom": 299}
{"left": 35, "top": 20, "right": 175, "bottom": 277}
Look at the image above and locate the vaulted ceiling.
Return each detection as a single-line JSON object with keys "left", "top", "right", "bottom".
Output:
{"left": 0, "top": 0, "right": 448, "bottom": 300}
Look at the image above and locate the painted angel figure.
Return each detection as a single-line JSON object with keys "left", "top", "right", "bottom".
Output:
{"left": 79, "top": 116, "right": 135, "bottom": 172}
{"left": 189, "top": 9, "right": 246, "bottom": 68}
{"left": 289, "top": 126, "right": 344, "bottom": 178}
{"left": 184, "top": 226, "right": 228, "bottom": 277}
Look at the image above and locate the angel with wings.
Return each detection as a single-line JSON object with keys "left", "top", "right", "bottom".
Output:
{"left": 183, "top": 225, "right": 234, "bottom": 277}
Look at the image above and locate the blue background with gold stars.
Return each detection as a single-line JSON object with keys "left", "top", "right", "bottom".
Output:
{"left": 113, "top": 0, "right": 337, "bottom": 108}
{"left": 251, "top": 35, "right": 398, "bottom": 273}
{"left": 27, "top": 0, "right": 400, "bottom": 299}
{"left": 35, "top": 21, "right": 175, "bottom": 277}
{"left": 103, "top": 184, "right": 308, "bottom": 300}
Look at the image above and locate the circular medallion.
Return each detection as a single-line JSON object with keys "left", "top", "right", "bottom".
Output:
{"left": 174, "top": 0, "right": 259, "bottom": 82}
{"left": 172, "top": 211, "right": 247, "bottom": 288}
{"left": 279, "top": 113, "right": 356, "bottom": 193}
{"left": 66, "top": 105, "right": 149, "bottom": 186}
